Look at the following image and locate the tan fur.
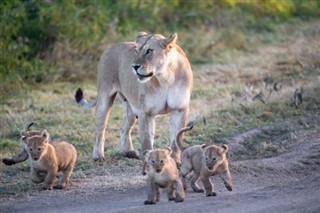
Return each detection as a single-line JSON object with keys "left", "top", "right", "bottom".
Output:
{"left": 76, "top": 32, "right": 193, "bottom": 164}
{"left": 179, "top": 144, "right": 233, "bottom": 196}
{"left": 143, "top": 147, "right": 185, "bottom": 205}
{"left": 22, "top": 129, "right": 77, "bottom": 190}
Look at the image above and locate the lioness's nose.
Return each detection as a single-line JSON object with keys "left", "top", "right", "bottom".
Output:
{"left": 132, "top": 64, "right": 141, "bottom": 71}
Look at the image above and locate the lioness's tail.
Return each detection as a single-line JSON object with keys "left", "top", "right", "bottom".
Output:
{"left": 75, "top": 88, "right": 97, "bottom": 109}
{"left": 176, "top": 125, "right": 193, "bottom": 152}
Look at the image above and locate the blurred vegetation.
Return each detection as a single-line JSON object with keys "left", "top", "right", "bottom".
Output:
{"left": 1, "top": 0, "right": 319, "bottom": 93}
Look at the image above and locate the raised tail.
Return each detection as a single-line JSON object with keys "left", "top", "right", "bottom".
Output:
{"left": 176, "top": 125, "right": 193, "bottom": 152}
{"left": 75, "top": 88, "right": 97, "bottom": 109}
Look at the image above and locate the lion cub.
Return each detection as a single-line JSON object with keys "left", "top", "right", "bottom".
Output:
{"left": 143, "top": 147, "right": 185, "bottom": 204}
{"left": 177, "top": 126, "right": 233, "bottom": 196}
{"left": 22, "top": 129, "right": 77, "bottom": 190}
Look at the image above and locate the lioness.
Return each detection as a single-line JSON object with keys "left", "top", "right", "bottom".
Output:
{"left": 75, "top": 32, "right": 193, "bottom": 163}
{"left": 2, "top": 123, "right": 52, "bottom": 166}
{"left": 143, "top": 147, "right": 185, "bottom": 204}
{"left": 177, "top": 126, "right": 233, "bottom": 196}
{"left": 22, "top": 129, "right": 77, "bottom": 190}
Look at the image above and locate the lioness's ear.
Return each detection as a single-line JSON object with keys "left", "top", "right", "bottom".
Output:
{"left": 164, "top": 147, "right": 172, "bottom": 156}
{"left": 40, "top": 129, "right": 49, "bottom": 143}
{"left": 220, "top": 144, "right": 229, "bottom": 154}
{"left": 161, "top": 33, "right": 178, "bottom": 49}
{"left": 135, "top": 32, "right": 148, "bottom": 43}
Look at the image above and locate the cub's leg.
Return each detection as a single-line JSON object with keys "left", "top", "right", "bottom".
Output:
{"left": 173, "top": 179, "right": 185, "bottom": 202}
{"left": 179, "top": 160, "right": 193, "bottom": 190}
{"left": 93, "top": 93, "right": 116, "bottom": 161}
{"left": 43, "top": 170, "right": 57, "bottom": 190}
{"left": 30, "top": 168, "right": 45, "bottom": 184}
{"left": 144, "top": 178, "right": 157, "bottom": 205}
{"left": 55, "top": 166, "right": 74, "bottom": 189}
{"left": 3, "top": 148, "right": 28, "bottom": 166}
{"left": 156, "top": 185, "right": 162, "bottom": 202}
{"left": 169, "top": 110, "right": 188, "bottom": 166}
{"left": 167, "top": 184, "right": 176, "bottom": 201}
{"left": 190, "top": 172, "right": 204, "bottom": 193}
{"left": 220, "top": 169, "right": 233, "bottom": 191}
{"left": 202, "top": 176, "right": 217, "bottom": 196}
{"left": 120, "top": 101, "right": 139, "bottom": 159}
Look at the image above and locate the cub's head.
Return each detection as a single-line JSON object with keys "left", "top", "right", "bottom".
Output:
{"left": 132, "top": 32, "right": 178, "bottom": 83}
{"left": 201, "top": 144, "right": 228, "bottom": 171}
{"left": 21, "top": 129, "right": 50, "bottom": 161}
{"left": 144, "top": 147, "right": 172, "bottom": 173}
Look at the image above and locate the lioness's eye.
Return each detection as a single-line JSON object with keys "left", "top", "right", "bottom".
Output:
{"left": 160, "top": 160, "right": 164, "bottom": 164}
{"left": 212, "top": 157, "right": 216, "bottom": 161}
{"left": 29, "top": 148, "right": 33, "bottom": 152}
{"left": 151, "top": 160, "right": 155, "bottom": 164}
{"left": 146, "top": 49, "right": 153, "bottom": 55}
{"left": 38, "top": 148, "right": 41, "bottom": 152}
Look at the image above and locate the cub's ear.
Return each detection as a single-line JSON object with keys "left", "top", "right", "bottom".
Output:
{"left": 201, "top": 144, "right": 208, "bottom": 150}
{"left": 220, "top": 144, "right": 229, "bottom": 154}
{"left": 161, "top": 33, "right": 178, "bottom": 49}
{"left": 143, "top": 150, "right": 152, "bottom": 160}
{"left": 135, "top": 32, "right": 148, "bottom": 43}
{"left": 20, "top": 130, "right": 28, "bottom": 143}
{"left": 40, "top": 129, "right": 49, "bottom": 142}
{"left": 164, "top": 147, "right": 172, "bottom": 156}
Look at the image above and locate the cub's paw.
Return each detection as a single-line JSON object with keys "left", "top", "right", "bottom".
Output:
{"left": 2, "top": 158, "right": 16, "bottom": 166}
{"left": 53, "top": 185, "right": 66, "bottom": 190}
{"left": 206, "top": 192, "right": 217, "bottom": 197}
{"left": 168, "top": 197, "right": 176, "bottom": 201}
{"left": 144, "top": 200, "right": 156, "bottom": 205}
{"left": 193, "top": 188, "right": 204, "bottom": 193}
{"left": 42, "top": 186, "right": 53, "bottom": 190}
{"left": 122, "top": 150, "right": 140, "bottom": 159}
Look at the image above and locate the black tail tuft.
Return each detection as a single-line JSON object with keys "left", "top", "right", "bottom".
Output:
{"left": 75, "top": 88, "right": 84, "bottom": 103}
{"left": 26, "top": 122, "right": 35, "bottom": 131}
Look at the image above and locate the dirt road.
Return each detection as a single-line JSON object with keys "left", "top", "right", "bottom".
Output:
{"left": 1, "top": 119, "right": 320, "bottom": 213}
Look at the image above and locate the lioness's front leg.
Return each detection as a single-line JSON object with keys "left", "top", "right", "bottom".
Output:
{"left": 169, "top": 109, "right": 188, "bottom": 166}
{"left": 93, "top": 93, "right": 116, "bottom": 161}
{"left": 120, "top": 101, "right": 139, "bottom": 159}
{"left": 138, "top": 115, "right": 155, "bottom": 154}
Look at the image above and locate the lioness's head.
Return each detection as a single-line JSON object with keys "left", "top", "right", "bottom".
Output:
{"left": 132, "top": 32, "right": 178, "bottom": 83}
{"left": 21, "top": 129, "right": 50, "bottom": 161}
{"left": 201, "top": 144, "right": 228, "bottom": 171}
{"left": 144, "top": 147, "right": 172, "bottom": 173}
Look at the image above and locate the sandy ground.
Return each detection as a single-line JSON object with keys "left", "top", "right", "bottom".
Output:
{"left": 1, "top": 117, "right": 320, "bottom": 213}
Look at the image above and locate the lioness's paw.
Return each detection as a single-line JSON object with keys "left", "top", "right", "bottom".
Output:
{"left": 122, "top": 150, "right": 140, "bottom": 159}
{"left": 92, "top": 156, "right": 105, "bottom": 162}
{"left": 2, "top": 158, "right": 16, "bottom": 166}
{"left": 53, "top": 185, "right": 65, "bottom": 190}
{"left": 206, "top": 192, "right": 217, "bottom": 197}
{"left": 175, "top": 196, "right": 184, "bottom": 203}
{"left": 144, "top": 200, "right": 156, "bottom": 205}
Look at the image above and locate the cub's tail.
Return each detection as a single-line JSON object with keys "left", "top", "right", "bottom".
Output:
{"left": 176, "top": 125, "right": 193, "bottom": 152}
{"left": 75, "top": 88, "right": 97, "bottom": 109}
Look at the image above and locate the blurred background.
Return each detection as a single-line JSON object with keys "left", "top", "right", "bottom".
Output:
{"left": 1, "top": 0, "right": 319, "bottom": 94}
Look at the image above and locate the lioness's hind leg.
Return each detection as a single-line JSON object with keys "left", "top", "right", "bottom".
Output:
{"left": 93, "top": 93, "right": 116, "bottom": 161}
{"left": 120, "top": 101, "right": 139, "bottom": 159}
